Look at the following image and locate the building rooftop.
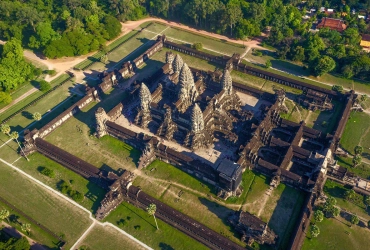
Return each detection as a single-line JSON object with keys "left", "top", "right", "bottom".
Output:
{"left": 317, "top": 18, "right": 347, "bottom": 32}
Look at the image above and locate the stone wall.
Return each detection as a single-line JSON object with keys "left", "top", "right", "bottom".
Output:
{"left": 38, "top": 88, "right": 98, "bottom": 138}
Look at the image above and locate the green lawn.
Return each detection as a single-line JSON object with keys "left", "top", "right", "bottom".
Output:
{"left": 302, "top": 215, "right": 370, "bottom": 250}
{"left": 336, "top": 156, "right": 370, "bottom": 180}
{"left": 163, "top": 26, "right": 245, "bottom": 55}
{"left": 105, "top": 202, "right": 208, "bottom": 250}
{"left": 247, "top": 48, "right": 370, "bottom": 95}
{"left": 0, "top": 161, "right": 91, "bottom": 249}
{"left": 324, "top": 179, "right": 369, "bottom": 220}
{"left": 77, "top": 224, "right": 146, "bottom": 250}
{"left": 340, "top": 111, "right": 370, "bottom": 155}
{"left": 1, "top": 80, "right": 76, "bottom": 131}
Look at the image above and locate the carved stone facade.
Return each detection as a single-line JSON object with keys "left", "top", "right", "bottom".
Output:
{"left": 177, "top": 63, "right": 199, "bottom": 112}
{"left": 95, "top": 107, "right": 109, "bottom": 138}
{"left": 135, "top": 83, "right": 152, "bottom": 128}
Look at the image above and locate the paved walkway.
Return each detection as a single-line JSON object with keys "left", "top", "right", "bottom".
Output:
{"left": 0, "top": 157, "right": 153, "bottom": 250}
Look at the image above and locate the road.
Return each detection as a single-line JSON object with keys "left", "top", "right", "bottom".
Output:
{"left": 0, "top": 157, "right": 152, "bottom": 250}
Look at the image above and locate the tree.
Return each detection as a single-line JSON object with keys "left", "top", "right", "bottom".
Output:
{"left": 354, "top": 146, "right": 363, "bottom": 155}
{"left": 314, "top": 210, "right": 324, "bottom": 222}
{"left": 32, "top": 112, "right": 42, "bottom": 121}
{"left": 40, "top": 167, "right": 55, "bottom": 178}
{"left": 310, "top": 224, "right": 320, "bottom": 238}
{"left": 350, "top": 214, "right": 359, "bottom": 226}
{"left": 0, "top": 124, "right": 11, "bottom": 135}
{"left": 0, "top": 236, "right": 30, "bottom": 250}
{"left": 0, "top": 209, "right": 10, "bottom": 222}
{"left": 147, "top": 203, "right": 159, "bottom": 230}
{"left": 333, "top": 207, "right": 340, "bottom": 217}
{"left": 311, "top": 56, "right": 336, "bottom": 76}
{"left": 21, "top": 223, "right": 31, "bottom": 235}
{"left": 0, "top": 92, "right": 12, "bottom": 104}
{"left": 265, "top": 60, "right": 272, "bottom": 68}
{"left": 365, "top": 196, "right": 370, "bottom": 209}
{"left": 323, "top": 196, "right": 337, "bottom": 217}
{"left": 345, "top": 189, "right": 356, "bottom": 201}
{"left": 10, "top": 131, "right": 29, "bottom": 161}
{"left": 352, "top": 155, "right": 362, "bottom": 167}
{"left": 39, "top": 80, "right": 51, "bottom": 92}
{"left": 226, "top": 0, "right": 242, "bottom": 36}
{"left": 192, "top": 43, "right": 203, "bottom": 50}
{"left": 291, "top": 46, "right": 305, "bottom": 62}
{"left": 100, "top": 54, "right": 108, "bottom": 64}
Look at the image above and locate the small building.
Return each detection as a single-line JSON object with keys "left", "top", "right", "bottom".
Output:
{"left": 360, "top": 34, "right": 370, "bottom": 48}
{"left": 317, "top": 17, "right": 347, "bottom": 32}
{"left": 216, "top": 159, "right": 242, "bottom": 193}
{"left": 228, "top": 211, "right": 277, "bottom": 245}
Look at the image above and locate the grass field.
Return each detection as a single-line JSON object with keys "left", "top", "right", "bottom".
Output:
{"left": 302, "top": 215, "right": 370, "bottom": 250}
{"left": 162, "top": 26, "right": 245, "bottom": 55}
{"left": 0, "top": 74, "right": 72, "bottom": 125}
{"left": 247, "top": 48, "right": 370, "bottom": 95}
{"left": 105, "top": 202, "right": 208, "bottom": 250}
{"left": 77, "top": 224, "right": 146, "bottom": 250}
{"left": 0, "top": 161, "right": 91, "bottom": 249}
{"left": 340, "top": 111, "right": 370, "bottom": 156}
{"left": 324, "top": 179, "right": 370, "bottom": 220}
{"left": 336, "top": 156, "right": 370, "bottom": 180}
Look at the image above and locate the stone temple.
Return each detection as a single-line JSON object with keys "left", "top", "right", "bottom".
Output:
{"left": 134, "top": 52, "right": 242, "bottom": 150}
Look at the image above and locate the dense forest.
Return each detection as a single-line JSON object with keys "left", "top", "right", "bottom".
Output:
{"left": 0, "top": 0, "right": 370, "bottom": 102}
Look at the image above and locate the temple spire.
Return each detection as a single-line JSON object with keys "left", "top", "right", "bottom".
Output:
{"left": 191, "top": 104, "right": 204, "bottom": 132}
{"left": 221, "top": 69, "right": 233, "bottom": 95}
{"left": 139, "top": 83, "right": 152, "bottom": 111}
{"left": 172, "top": 54, "right": 184, "bottom": 73}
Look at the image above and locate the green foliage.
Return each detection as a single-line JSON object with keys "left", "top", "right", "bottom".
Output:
{"left": 0, "top": 236, "right": 30, "bottom": 250}
{"left": 350, "top": 214, "right": 359, "bottom": 225}
{"left": 323, "top": 196, "right": 338, "bottom": 217}
{"left": 38, "top": 80, "right": 51, "bottom": 92}
{"left": 310, "top": 224, "right": 320, "bottom": 238}
{"left": 314, "top": 210, "right": 324, "bottom": 222}
{"left": 192, "top": 42, "right": 203, "bottom": 50}
{"left": 353, "top": 155, "right": 362, "bottom": 167}
{"left": 265, "top": 60, "right": 272, "bottom": 68}
{"left": 40, "top": 167, "right": 55, "bottom": 178}
{"left": 310, "top": 56, "right": 336, "bottom": 76}
{"left": 345, "top": 189, "right": 356, "bottom": 201}
{"left": 0, "top": 92, "right": 12, "bottom": 104}
{"left": 332, "top": 85, "right": 343, "bottom": 92}
{"left": 45, "top": 69, "right": 56, "bottom": 76}
{"left": 354, "top": 146, "right": 363, "bottom": 155}
{"left": 0, "top": 39, "right": 34, "bottom": 91}
{"left": 58, "top": 180, "right": 84, "bottom": 202}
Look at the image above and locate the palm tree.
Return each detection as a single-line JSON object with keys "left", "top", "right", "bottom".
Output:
{"left": 0, "top": 209, "right": 10, "bottom": 222}
{"left": 10, "top": 131, "right": 29, "bottom": 161}
{"left": 0, "top": 124, "right": 11, "bottom": 136}
{"left": 147, "top": 203, "right": 159, "bottom": 230}
{"left": 21, "top": 223, "right": 31, "bottom": 235}
{"left": 32, "top": 112, "right": 42, "bottom": 121}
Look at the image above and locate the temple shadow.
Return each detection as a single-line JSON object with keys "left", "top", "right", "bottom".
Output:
{"left": 100, "top": 163, "right": 119, "bottom": 175}
{"left": 159, "top": 243, "right": 175, "bottom": 250}
{"left": 198, "top": 197, "right": 240, "bottom": 239}
{"left": 267, "top": 187, "right": 305, "bottom": 249}
{"left": 86, "top": 181, "right": 106, "bottom": 214}
{"left": 21, "top": 111, "right": 33, "bottom": 120}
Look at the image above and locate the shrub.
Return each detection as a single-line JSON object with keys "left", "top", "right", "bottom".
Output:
{"left": 134, "top": 225, "right": 141, "bottom": 230}
{"left": 253, "top": 50, "right": 263, "bottom": 56}
{"left": 192, "top": 42, "right": 203, "bottom": 50}
{"left": 40, "top": 167, "right": 55, "bottom": 178}
{"left": 39, "top": 80, "right": 51, "bottom": 92}
{"left": 59, "top": 181, "right": 72, "bottom": 194}
{"left": 34, "top": 68, "right": 43, "bottom": 77}
{"left": 46, "top": 69, "right": 57, "bottom": 76}
{"left": 321, "top": 121, "right": 327, "bottom": 127}
{"left": 332, "top": 85, "right": 343, "bottom": 92}
{"left": 0, "top": 92, "right": 12, "bottom": 105}
{"left": 71, "top": 191, "right": 84, "bottom": 202}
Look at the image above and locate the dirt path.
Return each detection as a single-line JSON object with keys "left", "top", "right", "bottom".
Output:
{"left": 0, "top": 88, "right": 38, "bottom": 114}
{"left": 0, "top": 221, "right": 48, "bottom": 250}
{"left": 0, "top": 157, "right": 152, "bottom": 250}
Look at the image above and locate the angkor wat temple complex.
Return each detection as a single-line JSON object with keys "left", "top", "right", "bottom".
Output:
{"left": 20, "top": 35, "right": 358, "bottom": 249}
